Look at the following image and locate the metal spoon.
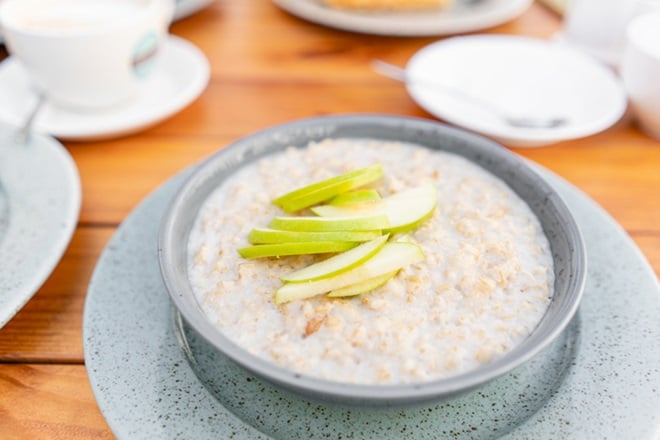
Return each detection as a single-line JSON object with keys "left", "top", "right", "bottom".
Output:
{"left": 15, "top": 93, "right": 46, "bottom": 144}
{"left": 371, "top": 59, "right": 568, "bottom": 130}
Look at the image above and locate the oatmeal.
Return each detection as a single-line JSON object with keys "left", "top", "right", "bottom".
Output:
{"left": 187, "top": 139, "right": 554, "bottom": 385}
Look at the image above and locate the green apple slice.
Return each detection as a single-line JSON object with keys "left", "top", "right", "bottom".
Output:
{"left": 327, "top": 270, "right": 399, "bottom": 298}
{"left": 269, "top": 214, "right": 389, "bottom": 232}
{"left": 272, "top": 164, "right": 383, "bottom": 213}
{"left": 328, "top": 189, "right": 381, "bottom": 205}
{"left": 394, "top": 234, "right": 413, "bottom": 243}
{"left": 311, "top": 183, "right": 437, "bottom": 233}
{"left": 248, "top": 228, "right": 381, "bottom": 244}
{"left": 281, "top": 234, "right": 389, "bottom": 283}
{"left": 275, "top": 242, "right": 424, "bottom": 304}
{"left": 238, "top": 241, "right": 357, "bottom": 259}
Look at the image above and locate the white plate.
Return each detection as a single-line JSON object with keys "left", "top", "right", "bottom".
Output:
{"left": 405, "top": 35, "right": 628, "bottom": 146}
{"left": 0, "top": 122, "right": 80, "bottom": 328}
{"left": 83, "top": 164, "right": 660, "bottom": 439}
{"left": 273, "top": 0, "right": 532, "bottom": 36}
{"left": 0, "top": 35, "right": 210, "bottom": 141}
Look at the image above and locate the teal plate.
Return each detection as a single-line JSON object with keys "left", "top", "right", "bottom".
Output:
{"left": 83, "top": 166, "right": 660, "bottom": 439}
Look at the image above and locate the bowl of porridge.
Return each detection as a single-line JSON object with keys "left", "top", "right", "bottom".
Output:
{"left": 159, "top": 114, "right": 586, "bottom": 407}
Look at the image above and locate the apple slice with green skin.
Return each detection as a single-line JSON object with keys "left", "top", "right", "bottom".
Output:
{"left": 269, "top": 214, "right": 389, "bottom": 232}
{"left": 248, "top": 228, "right": 382, "bottom": 244}
{"left": 394, "top": 234, "right": 413, "bottom": 243}
{"left": 274, "top": 242, "right": 424, "bottom": 304}
{"left": 311, "top": 183, "right": 437, "bottom": 233}
{"left": 238, "top": 241, "right": 358, "bottom": 259}
{"left": 328, "top": 189, "right": 381, "bottom": 206}
{"left": 327, "top": 270, "right": 399, "bottom": 298}
{"left": 272, "top": 164, "right": 383, "bottom": 213}
{"left": 281, "top": 234, "right": 389, "bottom": 283}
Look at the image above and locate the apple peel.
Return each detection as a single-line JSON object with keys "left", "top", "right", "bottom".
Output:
{"left": 328, "top": 189, "right": 381, "bottom": 205}
{"left": 273, "top": 164, "right": 383, "bottom": 213}
{"left": 327, "top": 270, "right": 399, "bottom": 298}
{"left": 312, "top": 183, "right": 437, "bottom": 233}
{"left": 248, "top": 228, "right": 381, "bottom": 244}
{"left": 269, "top": 214, "right": 389, "bottom": 232}
{"left": 274, "top": 242, "right": 424, "bottom": 304}
{"left": 238, "top": 241, "right": 357, "bottom": 259}
{"left": 281, "top": 234, "right": 389, "bottom": 283}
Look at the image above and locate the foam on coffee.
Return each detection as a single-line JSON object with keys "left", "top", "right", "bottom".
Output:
{"left": 10, "top": 0, "right": 145, "bottom": 31}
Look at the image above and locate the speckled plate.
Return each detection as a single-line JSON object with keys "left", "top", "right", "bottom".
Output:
{"left": 0, "top": 121, "right": 81, "bottom": 328}
{"left": 83, "top": 164, "right": 660, "bottom": 439}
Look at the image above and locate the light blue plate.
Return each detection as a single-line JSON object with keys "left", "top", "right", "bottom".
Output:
{"left": 0, "top": 121, "right": 80, "bottom": 328}
{"left": 83, "top": 165, "right": 660, "bottom": 439}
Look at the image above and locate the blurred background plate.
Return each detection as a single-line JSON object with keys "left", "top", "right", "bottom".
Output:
{"left": 405, "top": 35, "right": 627, "bottom": 146}
{"left": 272, "top": 0, "right": 532, "bottom": 36}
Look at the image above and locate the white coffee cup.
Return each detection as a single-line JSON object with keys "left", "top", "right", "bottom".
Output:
{"left": 0, "top": 0, "right": 175, "bottom": 111}
{"left": 621, "top": 11, "right": 660, "bottom": 140}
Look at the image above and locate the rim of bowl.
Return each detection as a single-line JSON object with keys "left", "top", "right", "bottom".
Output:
{"left": 158, "top": 114, "right": 587, "bottom": 406}
{"left": 0, "top": 0, "right": 169, "bottom": 37}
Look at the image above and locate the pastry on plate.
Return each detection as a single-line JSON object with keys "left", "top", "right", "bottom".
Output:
{"left": 322, "top": 0, "right": 453, "bottom": 10}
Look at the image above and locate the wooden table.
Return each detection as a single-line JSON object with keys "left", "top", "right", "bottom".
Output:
{"left": 0, "top": 1, "right": 658, "bottom": 438}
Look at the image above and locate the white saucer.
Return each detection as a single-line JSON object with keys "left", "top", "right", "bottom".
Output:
{"left": 405, "top": 35, "right": 628, "bottom": 147}
{"left": 273, "top": 0, "right": 532, "bottom": 37}
{"left": 0, "top": 35, "right": 210, "bottom": 141}
{"left": 0, "top": 121, "right": 80, "bottom": 328}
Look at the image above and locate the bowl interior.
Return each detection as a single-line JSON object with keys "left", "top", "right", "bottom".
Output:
{"left": 158, "top": 114, "right": 586, "bottom": 407}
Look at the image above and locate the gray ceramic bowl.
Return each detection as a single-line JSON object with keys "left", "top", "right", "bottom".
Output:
{"left": 158, "top": 114, "right": 587, "bottom": 408}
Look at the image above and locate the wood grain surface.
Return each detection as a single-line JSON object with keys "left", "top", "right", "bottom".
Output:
{"left": 0, "top": 1, "right": 658, "bottom": 438}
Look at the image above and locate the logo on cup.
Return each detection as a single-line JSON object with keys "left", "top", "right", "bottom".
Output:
{"left": 132, "top": 32, "right": 159, "bottom": 79}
